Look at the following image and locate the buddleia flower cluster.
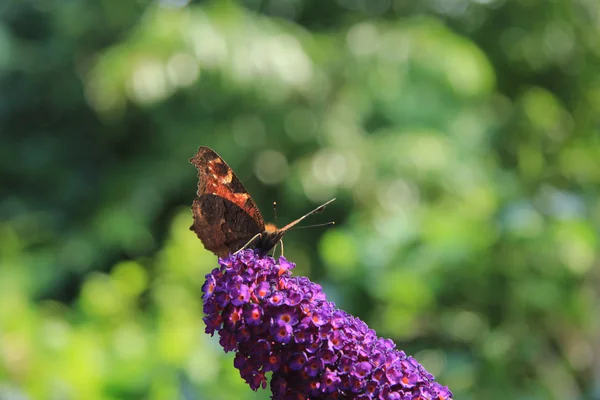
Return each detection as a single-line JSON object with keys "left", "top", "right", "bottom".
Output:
{"left": 202, "top": 250, "right": 453, "bottom": 400}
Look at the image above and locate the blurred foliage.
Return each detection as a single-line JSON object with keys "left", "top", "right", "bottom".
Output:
{"left": 1, "top": 0, "right": 600, "bottom": 399}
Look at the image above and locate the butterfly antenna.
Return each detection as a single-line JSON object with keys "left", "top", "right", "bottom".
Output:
{"left": 280, "top": 198, "right": 336, "bottom": 231}
{"left": 273, "top": 201, "right": 278, "bottom": 226}
{"left": 288, "top": 221, "right": 335, "bottom": 231}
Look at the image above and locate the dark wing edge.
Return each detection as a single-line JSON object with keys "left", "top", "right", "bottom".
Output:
{"left": 191, "top": 195, "right": 263, "bottom": 258}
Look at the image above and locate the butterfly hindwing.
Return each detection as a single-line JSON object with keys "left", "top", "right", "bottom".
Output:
{"left": 190, "top": 147, "right": 265, "bottom": 257}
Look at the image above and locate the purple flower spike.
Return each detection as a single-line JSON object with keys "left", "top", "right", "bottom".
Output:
{"left": 201, "top": 250, "right": 453, "bottom": 399}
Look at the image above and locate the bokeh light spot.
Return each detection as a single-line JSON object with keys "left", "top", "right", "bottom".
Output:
{"left": 254, "top": 150, "right": 289, "bottom": 185}
{"left": 319, "top": 229, "right": 359, "bottom": 278}
{"left": 166, "top": 52, "right": 200, "bottom": 87}
{"left": 128, "top": 59, "right": 172, "bottom": 104}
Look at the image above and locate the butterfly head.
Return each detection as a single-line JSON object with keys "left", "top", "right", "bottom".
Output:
{"left": 254, "top": 227, "right": 286, "bottom": 255}
{"left": 265, "top": 223, "right": 278, "bottom": 233}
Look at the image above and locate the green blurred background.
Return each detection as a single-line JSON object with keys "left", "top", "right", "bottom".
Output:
{"left": 1, "top": 0, "right": 599, "bottom": 399}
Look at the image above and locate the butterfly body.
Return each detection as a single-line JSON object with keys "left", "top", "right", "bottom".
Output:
{"left": 190, "top": 147, "right": 334, "bottom": 258}
{"left": 252, "top": 223, "right": 286, "bottom": 253}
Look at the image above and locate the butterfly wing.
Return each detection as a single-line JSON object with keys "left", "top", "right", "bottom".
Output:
{"left": 190, "top": 147, "right": 265, "bottom": 257}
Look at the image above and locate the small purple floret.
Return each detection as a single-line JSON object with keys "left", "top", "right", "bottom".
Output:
{"left": 201, "top": 250, "right": 453, "bottom": 399}
{"left": 230, "top": 284, "right": 250, "bottom": 306}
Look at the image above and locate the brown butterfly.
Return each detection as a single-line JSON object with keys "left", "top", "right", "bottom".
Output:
{"left": 190, "top": 146, "right": 335, "bottom": 258}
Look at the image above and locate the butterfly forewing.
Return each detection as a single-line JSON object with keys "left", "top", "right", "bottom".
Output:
{"left": 190, "top": 147, "right": 265, "bottom": 257}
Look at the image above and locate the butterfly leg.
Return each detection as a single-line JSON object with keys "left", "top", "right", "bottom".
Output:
{"left": 233, "top": 233, "right": 262, "bottom": 255}
{"left": 279, "top": 239, "right": 284, "bottom": 257}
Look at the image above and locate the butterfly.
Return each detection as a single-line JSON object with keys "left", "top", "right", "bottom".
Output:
{"left": 190, "top": 146, "right": 335, "bottom": 258}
